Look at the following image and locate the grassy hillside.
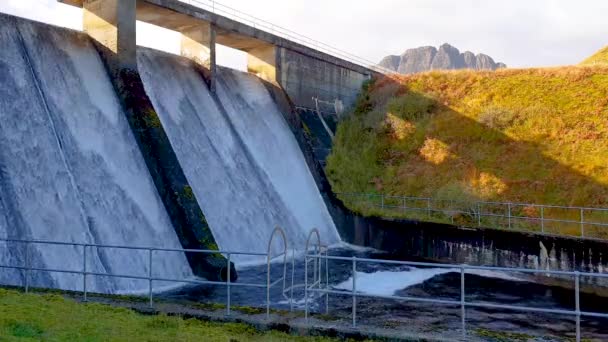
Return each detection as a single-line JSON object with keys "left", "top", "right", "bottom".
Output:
{"left": 0, "top": 289, "right": 355, "bottom": 341}
{"left": 327, "top": 67, "right": 608, "bottom": 236}
{"left": 581, "top": 46, "right": 608, "bottom": 66}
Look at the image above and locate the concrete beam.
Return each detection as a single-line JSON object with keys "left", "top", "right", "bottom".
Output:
{"left": 181, "top": 23, "right": 215, "bottom": 64}
{"left": 247, "top": 44, "right": 279, "bottom": 84}
{"left": 83, "top": 0, "right": 136, "bottom": 72}
{"left": 180, "top": 23, "right": 216, "bottom": 90}
{"left": 59, "top": 0, "right": 375, "bottom": 76}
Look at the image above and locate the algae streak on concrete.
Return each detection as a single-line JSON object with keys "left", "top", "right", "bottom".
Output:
{"left": 0, "top": 14, "right": 191, "bottom": 293}
{"left": 137, "top": 48, "right": 339, "bottom": 264}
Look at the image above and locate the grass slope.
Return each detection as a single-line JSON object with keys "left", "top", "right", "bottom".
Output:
{"left": 581, "top": 46, "right": 608, "bottom": 66}
{"left": 0, "top": 289, "right": 351, "bottom": 341}
{"left": 327, "top": 67, "right": 608, "bottom": 236}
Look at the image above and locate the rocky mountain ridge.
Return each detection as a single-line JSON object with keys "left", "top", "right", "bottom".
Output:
{"left": 379, "top": 43, "right": 506, "bottom": 74}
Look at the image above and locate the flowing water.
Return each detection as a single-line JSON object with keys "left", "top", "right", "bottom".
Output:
{"left": 138, "top": 48, "right": 338, "bottom": 265}
{"left": 0, "top": 15, "right": 191, "bottom": 293}
{"left": 163, "top": 247, "right": 608, "bottom": 341}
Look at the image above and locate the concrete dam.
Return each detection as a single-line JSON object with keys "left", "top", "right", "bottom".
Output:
{"left": 0, "top": 0, "right": 372, "bottom": 293}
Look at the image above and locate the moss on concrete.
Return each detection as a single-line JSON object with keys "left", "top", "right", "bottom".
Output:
{"left": 105, "top": 65, "right": 232, "bottom": 281}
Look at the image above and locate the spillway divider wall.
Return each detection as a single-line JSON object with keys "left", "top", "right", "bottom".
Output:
{"left": 87, "top": 36, "right": 232, "bottom": 281}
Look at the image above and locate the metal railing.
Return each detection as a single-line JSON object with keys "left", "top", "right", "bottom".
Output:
{"left": 337, "top": 193, "right": 608, "bottom": 239}
{"left": 304, "top": 251, "right": 608, "bottom": 342}
{"left": 0, "top": 226, "right": 288, "bottom": 318}
{"left": 6, "top": 226, "right": 608, "bottom": 341}
{"left": 180, "top": 0, "right": 393, "bottom": 74}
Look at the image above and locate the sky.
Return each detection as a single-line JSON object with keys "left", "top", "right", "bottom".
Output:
{"left": 1, "top": 0, "right": 607, "bottom": 69}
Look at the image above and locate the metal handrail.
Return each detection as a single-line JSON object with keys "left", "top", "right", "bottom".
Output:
{"left": 304, "top": 253, "right": 608, "bottom": 342}
{"left": 266, "top": 226, "right": 288, "bottom": 316}
{"left": 336, "top": 192, "right": 608, "bottom": 239}
{"left": 180, "top": 0, "right": 393, "bottom": 74}
{"left": 5, "top": 231, "right": 608, "bottom": 341}
{"left": 0, "top": 228, "right": 288, "bottom": 318}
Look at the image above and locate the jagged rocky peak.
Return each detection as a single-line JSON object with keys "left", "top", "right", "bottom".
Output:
{"left": 379, "top": 43, "right": 506, "bottom": 74}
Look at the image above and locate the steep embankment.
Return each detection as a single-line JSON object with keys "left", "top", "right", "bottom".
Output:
{"left": 327, "top": 67, "right": 608, "bottom": 232}
{"left": 0, "top": 15, "right": 191, "bottom": 292}
{"left": 138, "top": 48, "right": 338, "bottom": 263}
{"left": 581, "top": 46, "right": 608, "bottom": 66}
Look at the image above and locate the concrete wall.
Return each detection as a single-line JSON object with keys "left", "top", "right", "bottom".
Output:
{"left": 346, "top": 216, "right": 608, "bottom": 293}
{"left": 279, "top": 48, "right": 370, "bottom": 111}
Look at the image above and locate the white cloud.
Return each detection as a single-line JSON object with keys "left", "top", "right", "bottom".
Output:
{"left": 1, "top": 0, "right": 607, "bottom": 68}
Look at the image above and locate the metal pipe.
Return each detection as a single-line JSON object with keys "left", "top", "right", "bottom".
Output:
{"left": 266, "top": 250, "right": 271, "bottom": 320}
{"left": 352, "top": 256, "right": 357, "bottom": 327}
{"left": 541, "top": 206, "right": 545, "bottom": 233}
{"left": 83, "top": 245, "right": 87, "bottom": 302}
{"left": 325, "top": 248, "right": 329, "bottom": 314}
{"left": 575, "top": 272, "right": 581, "bottom": 342}
{"left": 461, "top": 266, "right": 466, "bottom": 340}
{"left": 304, "top": 254, "right": 309, "bottom": 323}
{"left": 24, "top": 242, "right": 29, "bottom": 293}
{"left": 508, "top": 203, "right": 512, "bottom": 229}
{"left": 580, "top": 209, "right": 585, "bottom": 237}
{"left": 148, "top": 249, "right": 153, "bottom": 307}
{"left": 227, "top": 253, "right": 231, "bottom": 316}
{"left": 290, "top": 252, "right": 295, "bottom": 312}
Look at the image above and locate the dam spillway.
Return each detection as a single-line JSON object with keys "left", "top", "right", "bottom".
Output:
{"left": 138, "top": 48, "right": 339, "bottom": 264}
{"left": 0, "top": 11, "right": 342, "bottom": 292}
{"left": 0, "top": 15, "right": 192, "bottom": 293}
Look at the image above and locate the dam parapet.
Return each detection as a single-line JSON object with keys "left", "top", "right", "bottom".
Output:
{"left": 59, "top": 0, "right": 372, "bottom": 112}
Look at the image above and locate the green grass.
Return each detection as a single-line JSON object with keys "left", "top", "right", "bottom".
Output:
{"left": 0, "top": 289, "right": 359, "bottom": 341}
{"left": 327, "top": 66, "right": 608, "bottom": 237}
{"left": 581, "top": 46, "right": 608, "bottom": 66}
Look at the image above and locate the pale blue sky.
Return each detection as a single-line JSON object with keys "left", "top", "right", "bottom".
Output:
{"left": 2, "top": 0, "right": 607, "bottom": 68}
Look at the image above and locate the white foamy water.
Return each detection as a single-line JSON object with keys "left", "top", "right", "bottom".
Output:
{"left": 335, "top": 268, "right": 524, "bottom": 296}
{"left": 138, "top": 48, "right": 339, "bottom": 265}
{"left": 0, "top": 15, "right": 191, "bottom": 293}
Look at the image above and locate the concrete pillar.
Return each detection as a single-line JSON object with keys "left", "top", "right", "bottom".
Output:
{"left": 247, "top": 45, "right": 280, "bottom": 84}
{"left": 180, "top": 23, "right": 216, "bottom": 91}
{"left": 83, "top": 0, "right": 136, "bottom": 72}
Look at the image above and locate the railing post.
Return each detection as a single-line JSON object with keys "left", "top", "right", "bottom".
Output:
{"left": 402, "top": 196, "right": 407, "bottom": 213}
{"left": 290, "top": 253, "right": 295, "bottom": 312}
{"left": 24, "top": 242, "right": 29, "bottom": 293}
{"left": 304, "top": 254, "right": 309, "bottom": 323}
{"left": 461, "top": 266, "right": 466, "bottom": 340}
{"left": 575, "top": 272, "right": 581, "bottom": 342}
{"left": 580, "top": 209, "right": 585, "bottom": 238}
{"left": 313, "top": 246, "right": 318, "bottom": 290}
{"left": 148, "top": 249, "right": 153, "bottom": 308}
{"left": 83, "top": 245, "right": 87, "bottom": 302}
{"left": 450, "top": 199, "right": 454, "bottom": 224}
{"left": 325, "top": 249, "right": 329, "bottom": 315}
{"left": 352, "top": 256, "right": 357, "bottom": 328}
{"left": 226, "top": 253, "right": 231, "bottom": 316}
{"left": 477, "top": 202, "right": 481, "bottom": 227}
{"left": 541, "top": 206, "right": 545, "bottom": 233}
{"left": 427, "top": 198, "right": 431, "bottom": 219}
{"left": 266, "top": 253, "right": 271, "bottom": 320}
{"left": 507, "top": 203, "right": 512, "bottom": 229}
{"left": 381, "top": 194, "right": 385, "bottom": 210}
